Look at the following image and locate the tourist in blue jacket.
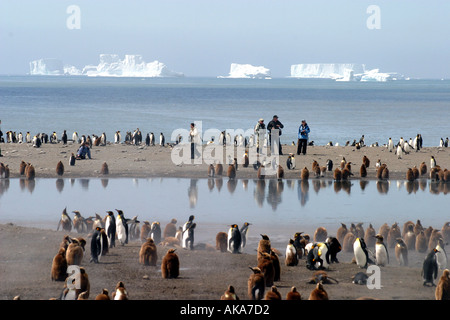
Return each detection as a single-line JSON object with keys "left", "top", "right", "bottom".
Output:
{"left": 297, "top": 120, "right": 310, "bottom": 155}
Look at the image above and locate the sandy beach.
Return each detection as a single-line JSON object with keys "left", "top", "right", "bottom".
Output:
{"left": 0, "top": 141, "right": 449, "bottom": 303}
{"left": 0, "top": 141, "right": 448, "bottom": 180}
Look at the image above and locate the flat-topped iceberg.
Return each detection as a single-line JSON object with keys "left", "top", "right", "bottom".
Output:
{"left": 219, "top": 63, "right": 271, "bottom": 79}
{"left": 30, "top": 54, "right": 184, "bottom": 77}
{"left": 82, "top": 54, "right": 184, "bottom": 77}
{"left": 29, "top": 59, "right": 64, "bottom": 75}
{"left": 290, "top": 63, "right": 405, "bottom": 82}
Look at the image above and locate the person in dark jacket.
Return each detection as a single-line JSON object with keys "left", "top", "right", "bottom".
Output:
{"left": 267, "top": 115, "right": 284, "bottom": 155}
{"left": 297, "top": 120, "right": 310, "bottom": 155}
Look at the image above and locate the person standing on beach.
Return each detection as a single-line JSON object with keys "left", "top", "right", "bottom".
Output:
{"left": 297, "top": 120, "right": 310, "bottom": 155}
{"left": 189, "top": 123, "right": 199, "bottom": 160}
{"left": 267, "top": 115, "right": 284, "bottom": 155}
{"left": 76, "top": 142, "right": 91, "bottom": 160}
{"left": 254, "top": 118, "right": 266, "bottom": 153}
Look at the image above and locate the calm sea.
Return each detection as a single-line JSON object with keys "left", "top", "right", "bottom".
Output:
{"left": 0, "top": 76, "right": 449, "bottom": 147}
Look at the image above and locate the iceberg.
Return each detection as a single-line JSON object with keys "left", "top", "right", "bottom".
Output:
{"left": 30, "top": 54, "right": 184, "bottom": 77}
{"left": 29, "top": 59, "right": 64, "bottom": 75}
{"left": 82, "top": 54, "right": 184, "bottom": 77}
{"left": 290, "top": 63, "right": 405, "bottom": 82}
{"left": 219, "top": 63, "right": 271, "bottom": 79}
{"left": 290, "top": 63, "right": 366, "bottom": 80}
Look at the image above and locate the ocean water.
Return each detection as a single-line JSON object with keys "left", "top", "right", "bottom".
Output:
{"left": 0, "top": 76, "right": 449, "bottom": 147}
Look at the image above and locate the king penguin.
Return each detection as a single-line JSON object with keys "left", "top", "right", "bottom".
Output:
{"left": 160, "top": 133, "right": 165, "bottom": 146}
{"left": 105, "top": 211, "right": 116, "bottom": 248}
{"left": 227, "top": 224, "right": 242, "bottom": 254}
{"left": 90, "top": 226, "right": 103, "bottom": 263}
{"left": 422, "top": 248, "right": 439, "bottom": 286}
{"left": 286, "top": 154, "right": 296, "bottom": 170}
{"left": 353, "top": 237, "right": 372, "bottom": 268}
{"left": 115, "top": 209, "right": 129, "bottom": 245}
{"left": 149, "top": 132, "right": 155, "bottom": 146}
{"left": 375, "top": 234, "right": 389, "bottom": 266}
{"left": 150, "top": 221, "right": 161, "bottom": 245}
{"left": 240, "top": 222, "right": 251, "bottom": 252}
{"left": 285, "top": 239, "right": 298, "bottom": 266}
{"left": 182, "top": 215, "right": 195, "bottom": 250}
{"left": 395, "top": 238, "right": 408, "bottom": 266}
{"left": 57, "top": 207, "right": 72, "bottom": 232}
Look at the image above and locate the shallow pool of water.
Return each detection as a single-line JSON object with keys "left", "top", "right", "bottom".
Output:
{"left": 0, "top": 178, "right": 448, "bottom": 236}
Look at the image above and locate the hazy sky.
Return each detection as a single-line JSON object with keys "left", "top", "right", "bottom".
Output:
{"left": 1, "top": 0, "right": 449, "bottom": 78}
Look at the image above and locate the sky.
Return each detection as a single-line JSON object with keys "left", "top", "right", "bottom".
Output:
{"left": 1, "top": 0, "right": 449, "bottom": 78}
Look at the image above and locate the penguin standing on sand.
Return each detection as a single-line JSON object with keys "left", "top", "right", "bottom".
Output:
{"left": 182, "top": 215, "right": 196, "bottom": 250}
{"left": 90, "top": 227, "right": 103, "bottom": 263}
{"left": 105, "top": 211, "right": 116, "bottom": 248}
{"left": 431, "top": 156, "right": 437, "bottom": 169}
{"left": 227, "top": 224, "right": 242, "bottom": 254}
{"left": 150, "top": 221, "right": 161, "bottom": 244}
{"left": 375, "top": 234, "right": 389, "bottom": 266}
{"left": 395, "top": 238, "right": 408, "bottom": 266}
{"left": 149, "top": 133, "right": 155, "bottom": 146}
{"left": 115, "top": 209, "right": 129, "bottom": 245}
{"left": 145, "top": 133, "right": 150, "bottom": 146}
{"left": 285, "top": 239, "right": 298, "bottom": 266}
{"left": 354, "top": 238, "right": 372, "bottom": 268}
{"left": 422, "top": 248, "right": 439, "bottom": 286}
{"left": 240, "top": 222, "right": 251, "bottom": 252}
{"left": 286, "top": 154, "right": 296, "bottom": 170}
{"left": 69, "top": 153, "right": 76, "bottom": 166}
{"left": 57, "top": 208, "right": 72, "bottom": 232}
{"left": 160, "top": 133, "right": 165, "bottom": 146}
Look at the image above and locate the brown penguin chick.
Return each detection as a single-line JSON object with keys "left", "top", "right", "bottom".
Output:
{"left": 308, "top": 282, "right": 329, "bottom": 300}
{"left": 359, "top": 163, "right": 367, "bottom": 178}
{"left": 112, "top": 281, "right": 129, "bottom": 300}
{"left": 342, "top": 232, "right": 356, "bottom": 252}
{"left": 257, "top": 234, "right": 271, "bottom": 261}
{"left": 215, "top": 232, "right": 228, "bottom": 252}
{"left": 215, "top": 163, "right": 223, "bottom": 175}
{"left": 362, "top": 155, "right": 370, "bottom": 168}
{"left": 314, "top": 226, "right": 328, "bottom": 242}
{"left": 333, "top": 168, "right": 342, "bottom": 181}
{"left": 270, "top": 250, "right": 281, "bottom": 282}
{"left": 412, "top": 166, "right": 420, "bottom": 180}
{"left": 435, "top": 269, "right": 450, "bottom": 300}
{"left": 276, "top": 165, "right": 284, "bottom": 180}
{"left": 441, "top": 222, "right": 450, "bottom": 244}
{"left": 312, "top": 160, "right": 319, "bottom": 171}
{"left": 301, "top": 167, "right": 309, "bottom": 180}
{"left": 340, "top": 157, "right": 346, "bottom": 169}
{"left": 248, "top": 267, "right": 265, "bottom": 300}
{"left": 257, "top": 165, "right": 265, "bottom": 179}
{"left": 403, "top": 224, "right": 416, "bottom": 250}
{"left": 139, "top": 238, "right": 158, "bottom": 266}
{"left": 402, "top": 221, "right": 415, "bottom": 237}
{"left": 100, "top": 162, "right": 109, "bottom": 175}
{"left": 265, "top": 286, "right": 282, "bottom": 300}
{"left": 95, "top": 289, "right": 110, "bottom": 300}
{"left": 227, "top": 164, "right": 236, "bottom": 179}
{"left": 387, "top": 223, "right": 402, "bottom": 248}
{"left": 76, "top": 267, "right": 90, "bottom": 299}
{"left": 19, "top": 160, "right": 27, "bottom": 175}
{"left": 66, "top": 240, "right": 84, "bottom": 265}
{"left": 381, "top": 166, "right": 389, "bottom": 180}
{"left": 336, "top": 223, "right": 348, "bottom": 245}
{"left": 364, "top": 223, "right": 376, "bottom": 248}
{"left": 140, "top": 221, "right": 151, "bottom": 243}
{"left": 444, "top": 169, "right": 450, "bottom": 182}
{"left": 419, "top": 162, "right": 427, "bottom": 176}
{"left": 355, "top": 223, "right": 365, "bottom": 239}
{"left": 286, "top": 286, "right": 301, "bottom": 300}
{"left": 428, "top": 230, "right": 443, "bottom": 252}
{"left": 378, "top": 223, "right": 390, "bottom": 240}
{"left": 415, "top": 230, "right": 428, "bottom": 253}
{"left": 25, "top": 164, "right": 35, "bottom": 180}
{"left": 313, "top": 165, "right": 321, "bottom": 178}
{"left": 221, "top": 285, "right": 239, "bottom": 300}
{"left": 163, "top": 218, "right": 178, "bottom": 239}
{"left": 376, "top": 164, "right": 385, "bottom": 179}
{"left": 425, "top": 226, "right": 434, "bottom": 243}
{"left": 414, "top": 219, "right": 424, "bottom": 236}
{"left": 59, "top": 234, "right": 71, "bottom": 250}
{"left": 395, "top": 238, "right": 408, "bottom": 266}
{"left": 257, "top": 252, "right": 275, "bottom": 287}
{"left": 406, "top": 168, "right": 415, "bottom": 181}
{"left": 344, "top": 161, "right": 352, "bottom": 172}
{"left": 51, "top": 247, "right": 68, "bottom": 281}
{"left": 161, "top": 248, "right": 179, "bottom": 279}
{"left": 341, "top": 168, "right": 352, "bottom": 180}
{"left": 56, "top": 161, "right": 64, "bottom": 176}
{"left": 430, "top": 167, "right": 440, "bottom": 180}
{"left": 77, "top": 291, "right": 89, "bottom": 300}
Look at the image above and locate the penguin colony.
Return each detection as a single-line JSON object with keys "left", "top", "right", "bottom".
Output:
{"left": 8, "top": 203, "right": 447, "bottom": 300}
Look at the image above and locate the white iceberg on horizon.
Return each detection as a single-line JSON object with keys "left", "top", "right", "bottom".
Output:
{"left": 29, "top": 58, "right": 64, "bottom": 75}
{"left": 82, "top": 54, "right": 184, "bottom": 77}
{"left": 290, "top": 63, "right": 366, "bottom": 80}
{"left": 219, "top": 63, "right": 271, "bottom": 79}
{"left": 360, "top": 68, "right": 405, "bottom": 82}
